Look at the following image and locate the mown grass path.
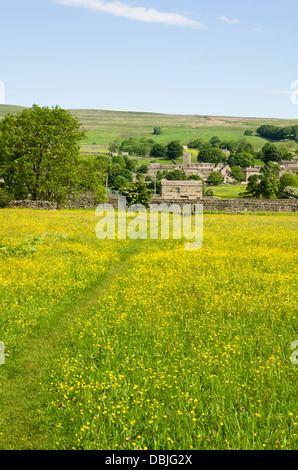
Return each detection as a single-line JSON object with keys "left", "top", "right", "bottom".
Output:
{"left": 0, "top": 239, "right": 146, "bottom": 450}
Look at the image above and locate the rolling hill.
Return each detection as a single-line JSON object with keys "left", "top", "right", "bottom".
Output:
{"left": 1, "top": 105, "right": 298, "bottom": 155}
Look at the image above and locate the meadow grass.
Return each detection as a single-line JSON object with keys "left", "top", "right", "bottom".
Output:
{"left": 0, "top": 209, "right": 296, "bottom": 450}
{"left": 209, "top": 184, "right": 247, "bottom": 199}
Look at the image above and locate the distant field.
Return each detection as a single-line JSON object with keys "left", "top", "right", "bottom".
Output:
{"left": 1, "top": 105, "right": 298, "bottom": 154}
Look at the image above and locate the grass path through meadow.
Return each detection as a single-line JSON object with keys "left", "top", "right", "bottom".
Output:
{"left": 0, "top": 239, "right": 146, "bottom": 450}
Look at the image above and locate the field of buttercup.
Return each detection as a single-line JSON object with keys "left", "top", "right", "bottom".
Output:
{"left": 0, "top": 209, "right": 297, "bottom": 450}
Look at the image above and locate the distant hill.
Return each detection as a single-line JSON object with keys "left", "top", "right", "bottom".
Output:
{"left": 1, "top": 105, "right": 298, "bottom": 154}
{"left": 0, "top": 104, "right": 27, "bottom": 118}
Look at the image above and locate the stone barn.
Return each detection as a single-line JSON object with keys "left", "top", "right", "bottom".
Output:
{"left": 160, "top": 179, "right": 203, "bottom": 200}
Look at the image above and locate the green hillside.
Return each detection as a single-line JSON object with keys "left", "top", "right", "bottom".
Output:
{"left": 1, "top": 105, "right": 298, "bottom": 155}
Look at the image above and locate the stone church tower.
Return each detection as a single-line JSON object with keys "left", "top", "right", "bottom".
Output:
{"left": 183, "top": 152, "right": 192, "bottom": 169}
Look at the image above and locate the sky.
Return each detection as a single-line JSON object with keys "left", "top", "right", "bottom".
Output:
{"left": 0, "top": 0, "right": 298, "bottom": 118}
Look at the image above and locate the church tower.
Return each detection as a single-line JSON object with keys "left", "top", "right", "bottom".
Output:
{"left": 183, "top": 152, "right": 191, "bottom": 169}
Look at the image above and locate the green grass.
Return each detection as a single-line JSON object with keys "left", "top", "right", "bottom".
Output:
{"left": 209, "top": 184, "right": 247, "bottom": 199}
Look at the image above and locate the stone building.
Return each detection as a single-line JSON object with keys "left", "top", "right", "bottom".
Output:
{"left": 182, "top": 152, "right": 233, "bottom": 182}
{"left": 279, "top": 159, "right": 298, "bottom": 175}
{"left": 242, "top": 160, "right": 298, "bottom": 183}
{"left": 160, "top": 179, "right": 203, "bottom": 200}
{"left": 147, "top": 151, "right": 298, "bottom": 185}
{"left": 147, "top": 152, "right": 233, "bottom": 183}
{"left": 242, "top": 166, "right": 263, "bottom": 183}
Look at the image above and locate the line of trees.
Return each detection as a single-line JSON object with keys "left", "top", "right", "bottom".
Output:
{"left": 108, "top": 137, "right": 184, "bottom": 161}
{"left": 187, "top": 135, "right": 294, "bottom": 166}
{"left": 256, "top": 125, "right": 298, "bottom": 142}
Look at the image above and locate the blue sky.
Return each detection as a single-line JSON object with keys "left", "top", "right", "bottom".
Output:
{"left": 0, "top": 0, "right": 297, "bottom": 118}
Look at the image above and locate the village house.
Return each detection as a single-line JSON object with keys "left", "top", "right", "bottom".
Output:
{"left": 160, "top": 179, "right": 203, "bottom": 200}
{"left": 242, "top": 160, "right": 298, "bottom": 183}
{"left": 147, "top": 152, "right": 234, "bottom": 183}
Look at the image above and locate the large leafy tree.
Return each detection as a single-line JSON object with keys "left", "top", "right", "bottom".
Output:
{"left": 166, "top": 140, "right": 184, "bottom": 160}
{"left": 150, "top": 143, "right": 167, "bottom": 159}
{"left": 258, "top": 162, "right": 281, "bottom": 198}
{"left": 241, "top": 162, "right": 280, "bottom": 198}
{"left": 206, "top": 171, "right": 224, "bottom": 186}
{"left": 229, "top": 166, "right": 245, "bottom": 183}
{"left": 278, "top": 173, "right": 298, "bottom": 196}
{"left": 0, "top": 105, "right": 87, "bottom": 202}
{"left": 197, "top": 147, "right": 227, "bottom": 164}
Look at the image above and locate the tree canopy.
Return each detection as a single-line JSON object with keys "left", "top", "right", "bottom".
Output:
{"left": 256, "top": 125, "right": 298, "bottom": 142}
{"left": 150, "top": 143, "right": 167, "bottom": 159}
{"left": 206, "top": 171, "right": 224, "bottom": 186}
{"left": 0, "top": 105, "right": 93, "bottom": 203}
{"left": 166, "top": 141, "right": 184, "bottom": 160}
{"left": 240, "top": 162, "right": 281, "bottom": 199}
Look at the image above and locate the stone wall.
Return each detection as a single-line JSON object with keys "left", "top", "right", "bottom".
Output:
{"left": 6, "top": 194, "right": 298, "bottom": 213}
{"left": 62, "top": 193, "right": 99, "bottom": 209}
{"left": 201, "top": 198, "right": 298, "bottom": 213}
{"left": 7, "top": 200, "right": 58, "bottom": 210}
{"left": 108, "top": 195, "right": 298, "bottom": 213}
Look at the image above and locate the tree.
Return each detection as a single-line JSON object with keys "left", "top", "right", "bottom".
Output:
{"left": 244, "top": 130, "right": 254, "bottom": 136}
{"left": 113, "top": 175, "right": 129, "bottom": 190}
{"left": 206, "top": 171, "right": 224, "bottom": 186}
{"left": 204, "top": 188, "right": 214, "bottom": 196}
{"left": 150, "top": 143, "right": 167, "bottom": 159}
{"left": 235, "top": 138, "right": 255, "bottom": 155}
{"left": 261, "top": 143, "right": 282, "bottom": 163}
{"left": 111, "top": 155, "right": 126, "bottom": 167}
{"left": 108, "top": 140, "right": 120, "bottom": 153}
{"left": 123, "top": 156, "right": 137, "bottom": 172}
{"left": 256, "top": 125, "right": 294, "bottom": 141}
{"left": 281, "top": 186, "right": 298, "bottom": 199}
{"left": 229, "top": 166, "right": 245, "bottom": 183}
{"left": 198, "top": 147, "right": 226, "bottom": 164}
{"left": 108, "top": 163, "right": 133, "bottom": 188}
{"left": 0, "top": 104, "right": 87, "bottom": 202}
{"left": 257, "top": 161, "right": 280, "bottom": 199}
{"left": 228, "top": 152, "right": 254, "bottom": 168}
{"left": 77, "top": 156, "right": 108, "bottom": 202}
{"left": 153, "top": 127, "right": 162, "bottom": 135}
{"left": 209, "top": 136, "right": 222, "bottom": 147}
{"left": 164, "top": 169, "right": 187, "bottom": 180}
{"left": 137, "top": 164, "right": 149, "bottom": 174}
{"left": 241, "top": 162, "right": 280, "bottom": 198}
{"left": 278, "top": 173, "right": 298, "bottom": 196}
{"left": 240, "top": 175, "right": 261, "bottom": 198}
{"left": 166, "top": 141, "right": 183, "bottom": 160}
{"left": 187, "top": 138, "right": 204, "bottom": 150}
{"left": 0, "top": 188, "right": 12, "bottom": 208}
{"left": 120, "top": 181, "right": 153, "bottom": 208}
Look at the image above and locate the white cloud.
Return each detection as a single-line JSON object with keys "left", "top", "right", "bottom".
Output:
{"left": 57, "top": 0, "right": 205, "bottom": 28}
{"left": 220, "top": 15, "right": 240, "bottom": 24}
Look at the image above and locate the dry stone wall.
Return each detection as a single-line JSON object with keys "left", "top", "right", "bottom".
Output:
{"left": 5, "top": 194, "right": 298, "bottom": 213}
{"left": 109, "top": 195, "right": 298, "bottom": 213}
